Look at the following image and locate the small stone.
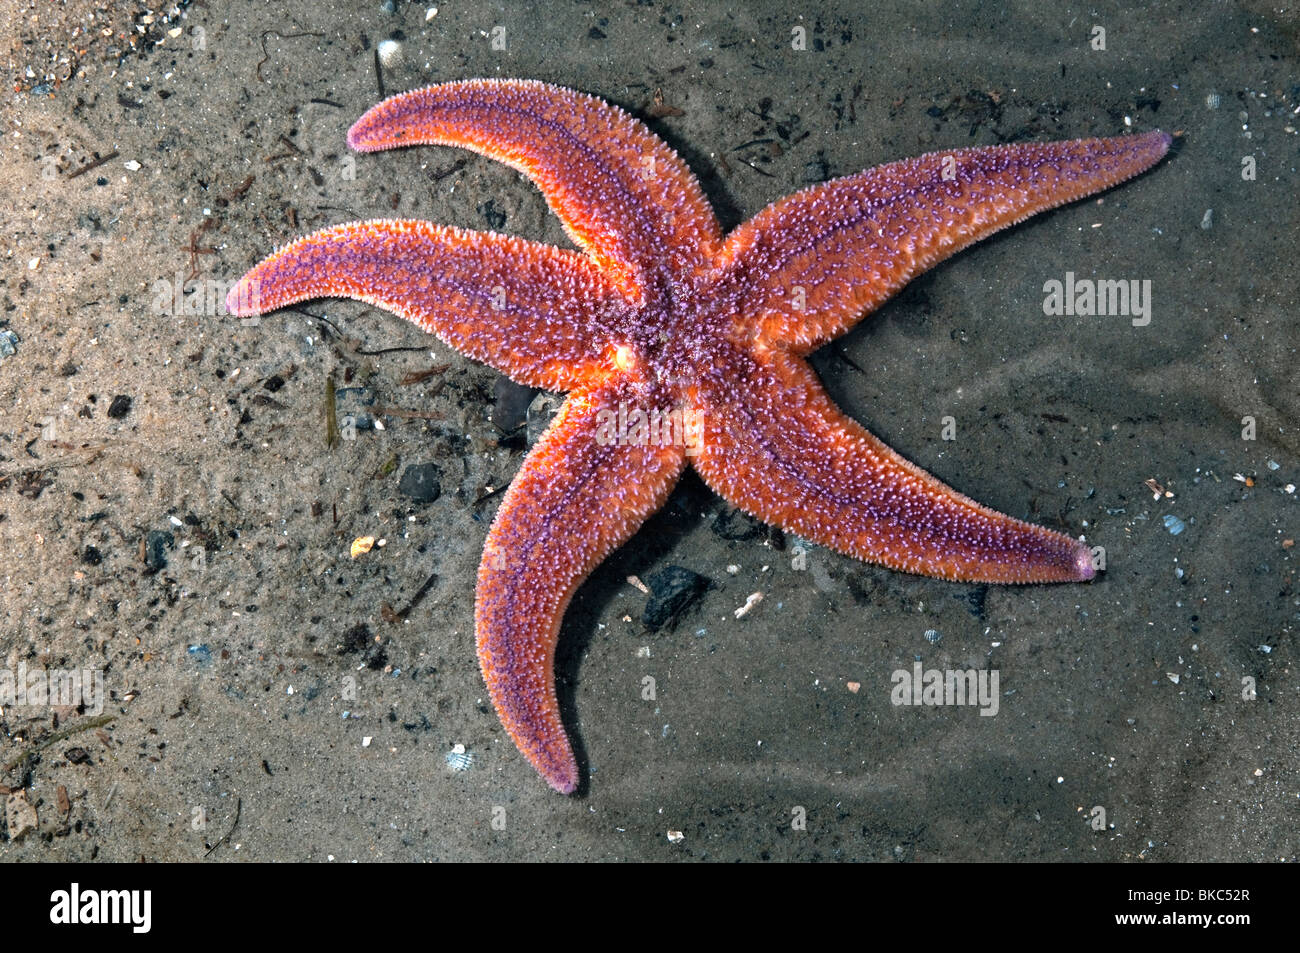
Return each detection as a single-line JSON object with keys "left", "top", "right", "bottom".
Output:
{"left": 802, "top": 153, "right": 831, "bottom": 184}
{"left": 6, "top": 791, "right": 37, "bottom": 840}
{"left": 397, "top": 463, "right": 442, "bottom": 503}
{"left": 492, "top": 378, "right": 537, "bottom": 433}
{"left": 643, "top": 566, "right": 711, "bottom": 631}
{"left": 477, "top": 198, "right": 507, "bottom": 230}
{"left": 107, "top": 394, "right": 133, "bottom": 419}
{"left": 145, "top": 530, "right": 174, "bottom": 571}
{"left": 711, "top": 507, "right": 763, "bottom": 541}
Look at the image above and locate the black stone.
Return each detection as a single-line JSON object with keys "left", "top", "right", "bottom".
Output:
{"left": 398, "top": 463, "right": 442, "bottom": 503}
{"left": 477, "top": 199, "right": 507, "bottom": 229}
{"left": 107, "top": 394, "right": 132, "bottom": 419}
{"left": 802, "top": 152, "right": 831, "bottom": 184}
{"left": 492, "top": 377, "right": 537, "bottom": 433}
{"left": 145, "top": 530, "right": 174, "bottom": 571}
{"left": 338, "top": 623, "right": 370, "bottom": 655}
{"left": 711, "top": 507, "right": 763, "bottom": 541}
{"left": 961, "top": 584, "right": 989, "bottom": 619}
{"left": 643, "top": 566, "right": 711, "bottom": 631}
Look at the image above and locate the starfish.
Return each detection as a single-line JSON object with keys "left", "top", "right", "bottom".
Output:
{"left": 227, "top": 79, "right": 1170, "bottom": 794}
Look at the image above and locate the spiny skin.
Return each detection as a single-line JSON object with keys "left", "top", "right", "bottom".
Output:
{"left": 227, "top": 79, "right": 1171, "bottom": 794}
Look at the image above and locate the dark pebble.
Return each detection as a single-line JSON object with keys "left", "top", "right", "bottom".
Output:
{"left": 145, "top": 530, "right": 174, "bottom": 570}
{"left": 492, "top": 377, "right": 537, "bottom": 433}
{"left": 81, "top": 545, "right": 102, "bottom": 566}
{"left": 363, "top": 641, "right": 388, "bottom": 670}
{"left": 338, "top": 623, "right": 371, "bottom": 655}
{"left": 712, "top": 507, "right": 763, "bottom": 541}
{"left": 960, "top": 584, "right": 988, "bottom": 619}
{"left": 107, "top": 394, "right": 132, "bottom": 419}
{"left": 65, "top": 747, "right": 92, "bottom": 765}
{"left": 337, "top": 623, "right": 387, "bottom": 669}
{"left": 398, "top": 463, "right": 442, "bottom": 503}
{"left": 643, "top": 565, "right": 711, "bottom": 631}
{"left": 802, "top": 153, "right": 831, "bottom": 184}
{"left": 477, "top": 199, "right": 507, "bottom": 230}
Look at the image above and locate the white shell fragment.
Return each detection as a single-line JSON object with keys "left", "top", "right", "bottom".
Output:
{"left": 734, "top": 592, "right": 763, "bottom": 618}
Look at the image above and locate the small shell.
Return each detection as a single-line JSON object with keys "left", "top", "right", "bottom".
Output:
{"left": 1162, "top": 514, "right": 1185, "bottom": 535}
{"left": 377, "top": 39, "right": 402, "bottom": 68}
{"left": 923, "top": 628, "right": 942, "bottom": 645}
{"left": 445, "top": 744, "right": 473, "bottom": 772}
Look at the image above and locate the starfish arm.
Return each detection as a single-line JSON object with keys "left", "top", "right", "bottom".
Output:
{"left": 347, "top": 79, "right": 723, "bottom": 296}
{"left": 476, "top": 380, "right": 687, "bottom": 793}
{"left": 225, "top": 220, "right": 627, "bottom": 391}
{"left": 716, "top": 131, "right": 1172, "bottom": 353}
{"left": 690, "top": 347, "right": 1095, "bottom": 584}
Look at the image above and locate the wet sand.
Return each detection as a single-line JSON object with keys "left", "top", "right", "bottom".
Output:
{"left": 1, "top": 0, "right": 1296, "bottom": 860}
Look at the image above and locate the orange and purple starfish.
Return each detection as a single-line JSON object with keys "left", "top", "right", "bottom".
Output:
{"left": 227, "top": 79, "right": 1170, "bottom": 794}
